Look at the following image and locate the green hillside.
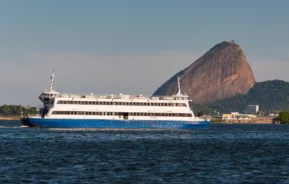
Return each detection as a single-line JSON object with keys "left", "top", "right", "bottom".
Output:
{"left": 192, "top": 80, "right": 289, "bottom": 114}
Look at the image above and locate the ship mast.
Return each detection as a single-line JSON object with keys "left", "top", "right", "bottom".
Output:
{"left": 49, "top": 71, "right": 55, "bottom": 91}
{"left": 176, "top": 76, "right": 181, "bottom": 96}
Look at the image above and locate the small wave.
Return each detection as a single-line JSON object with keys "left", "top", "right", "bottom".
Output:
{"left": 20, "top": 126, "right": 29, "bottom": 128}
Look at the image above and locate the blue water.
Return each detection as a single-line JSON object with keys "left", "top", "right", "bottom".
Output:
{"left": 1, "top": 120, "right": 289, "bottom": 183}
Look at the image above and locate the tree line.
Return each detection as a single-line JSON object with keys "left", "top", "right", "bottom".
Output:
{"left": 0, "top": 105, "right": 37, "bottom": 116}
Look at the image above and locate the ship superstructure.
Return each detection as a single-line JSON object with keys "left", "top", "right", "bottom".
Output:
{"left": 21, "top": 72, "right": 209, "bottom": 129}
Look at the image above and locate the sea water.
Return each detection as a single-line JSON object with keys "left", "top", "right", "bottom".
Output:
{"left": 1, "top": 120, "right": 289, "bottom": 183}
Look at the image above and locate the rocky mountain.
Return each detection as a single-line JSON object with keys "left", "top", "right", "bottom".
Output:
{"left": 153, "top": 41, "right": 255, "bottom": 104}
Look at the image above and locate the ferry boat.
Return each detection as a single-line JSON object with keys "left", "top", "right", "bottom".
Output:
{"left": 21, "top": 72, "right": 210, "bottom": 129}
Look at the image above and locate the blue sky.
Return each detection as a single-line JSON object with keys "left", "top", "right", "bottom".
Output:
{"left": 0, "top": 0, "right": 288, "bottom": 105}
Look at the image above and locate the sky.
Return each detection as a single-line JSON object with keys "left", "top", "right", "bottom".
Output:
{"left": 0, "top": 0, "right": 288, "bottom": 105}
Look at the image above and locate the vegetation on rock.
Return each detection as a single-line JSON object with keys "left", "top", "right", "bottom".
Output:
{"left": 277, "top": 111, "right": 289, "bottom": 124}
{"left": 202, "top": 80, "right": 289, "bottom": 114}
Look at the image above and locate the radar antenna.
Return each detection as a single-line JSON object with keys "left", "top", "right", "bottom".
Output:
{"left": 177, "top": 76, "right": 181, "bottom": 96}
{"left": 49, "top": 71, "right": 55, "bottom": 91}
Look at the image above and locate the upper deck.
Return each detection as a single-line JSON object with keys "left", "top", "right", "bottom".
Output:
{"left": 54, "top": 93, "right": 191, "bottom": 102}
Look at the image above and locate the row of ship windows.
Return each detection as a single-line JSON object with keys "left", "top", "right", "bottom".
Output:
{"left": 52, "top": 111, "right": 193, "bottom": 117}
{"left": 57, "top": 100, "right": 187, "bottom": 107}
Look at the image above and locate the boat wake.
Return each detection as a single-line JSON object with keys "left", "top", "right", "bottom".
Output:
{"left": 0, "top": 125, "right": 29, "bottom": 129}
{"left": 47, "top": 128, "right": 192, "bottom": 132}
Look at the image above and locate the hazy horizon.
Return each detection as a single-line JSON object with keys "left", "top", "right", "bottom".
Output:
{"left": 0, "top": 0, "right": 288, "bottom": 106}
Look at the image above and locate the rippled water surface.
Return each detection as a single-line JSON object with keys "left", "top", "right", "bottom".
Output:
{"left": 1, "top": 120, "right": 289, "bottom": 183}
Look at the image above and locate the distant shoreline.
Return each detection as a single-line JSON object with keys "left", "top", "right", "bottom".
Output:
{"left": 0, "top": 116, "right": 20, "bottom": 120}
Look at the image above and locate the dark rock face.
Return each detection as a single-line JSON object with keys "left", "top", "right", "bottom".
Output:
{"left": 153, "top": 41, "right": 256, "bottom": 104}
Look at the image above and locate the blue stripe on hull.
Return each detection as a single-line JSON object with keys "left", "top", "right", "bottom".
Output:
{"left": 28, "top": 118, "right": 210, "bottom": 129}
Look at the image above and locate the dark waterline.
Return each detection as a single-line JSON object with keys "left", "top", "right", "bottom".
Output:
{"left": 1, "top": 120, "right": 289, "bottom": 183}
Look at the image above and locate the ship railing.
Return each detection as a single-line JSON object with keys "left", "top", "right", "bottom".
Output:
{"left": 54, "top": 93, "right": 188, "bottom": 101}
